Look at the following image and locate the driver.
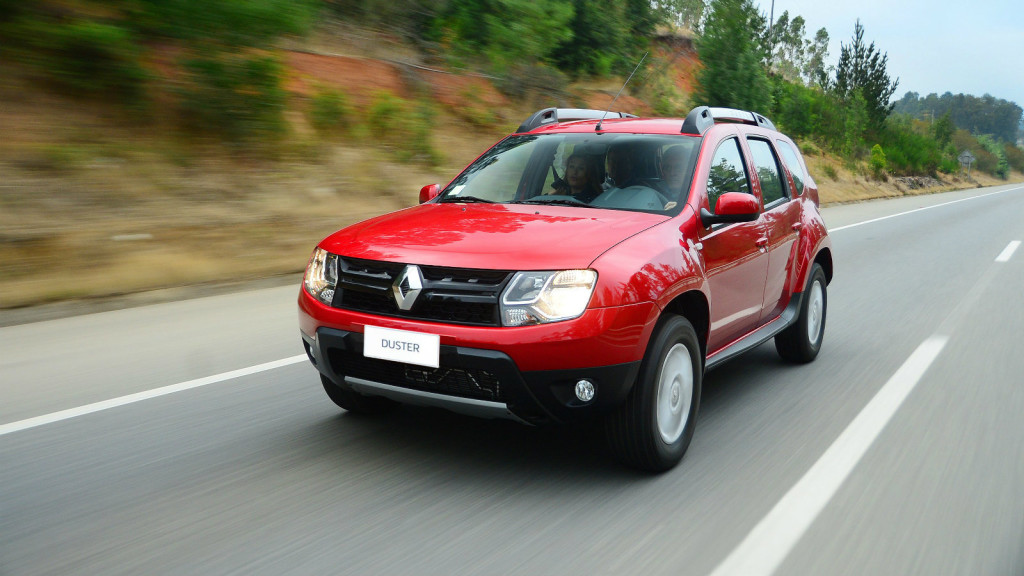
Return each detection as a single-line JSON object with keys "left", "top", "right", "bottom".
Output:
{"left": 551, "top": 152, "right": 603, "bottom": 202}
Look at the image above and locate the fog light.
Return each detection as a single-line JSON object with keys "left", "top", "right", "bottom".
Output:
{"left": 575, "top": 379, "right": 595, "bottom": 402}
{"left": 319, "top": 288, "right": 335, "bottom": 304}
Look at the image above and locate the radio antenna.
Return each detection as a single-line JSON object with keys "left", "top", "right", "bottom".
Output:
{"left": 596, "top": 52, "right": 648, "bottom": 132}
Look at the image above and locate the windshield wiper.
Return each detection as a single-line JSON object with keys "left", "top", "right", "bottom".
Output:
{"left": 439, "top": 195, "right": 495, "bottom": 204}
{"left": 519, "top": 197, "right": 594, "bottom": 208}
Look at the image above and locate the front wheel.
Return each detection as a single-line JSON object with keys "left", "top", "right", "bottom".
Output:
{"left": 605, "top": 316, "right": 702, "bottom": 472}
{"left": 775, "top": 263, "right": 827, "bottom": 363}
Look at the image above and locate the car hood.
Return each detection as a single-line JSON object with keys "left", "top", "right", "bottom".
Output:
{"left": 319, "top": 203, "right": 668, "bottom": 270}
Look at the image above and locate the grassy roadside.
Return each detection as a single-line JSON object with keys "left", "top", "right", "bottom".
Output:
{"left": 3, "top": 143, "right": 1017, "bottom": 316}
{"left": 803, "top": 155, "right": 1023, "bottom": 204}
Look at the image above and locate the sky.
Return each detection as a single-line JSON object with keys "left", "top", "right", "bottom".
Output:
{"left": 752, "top": 0, "right": 1024, "bottom": 109}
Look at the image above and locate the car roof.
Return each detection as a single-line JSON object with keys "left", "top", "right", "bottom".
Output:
{"left": 528, "top": 117, "right": 701, "bottom": 136}
{"left": 517, "top": 106, "right": 778, "bottom": 137}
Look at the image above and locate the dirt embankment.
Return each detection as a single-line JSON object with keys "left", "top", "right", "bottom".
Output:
{"left": 1, "top": 35, "right": 1020, "bottom": 315}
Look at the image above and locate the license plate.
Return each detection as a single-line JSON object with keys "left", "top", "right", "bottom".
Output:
{"left": 363, "top": 325, "right": 440, "bottom": 368}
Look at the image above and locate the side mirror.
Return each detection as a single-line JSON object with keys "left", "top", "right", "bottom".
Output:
{"left": 419, "top": 184, "right": 440, "bottom": 204}
{"left": 700, "top": 192, "right": 760, "bottom": 228}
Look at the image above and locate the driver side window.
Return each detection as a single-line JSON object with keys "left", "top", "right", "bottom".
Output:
{"left": 706, "top": 139, "right": 751, "bottom": 214}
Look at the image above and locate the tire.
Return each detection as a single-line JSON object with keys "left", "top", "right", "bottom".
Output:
{"left": 775, "top": 263, "right": 827, "bottom": 363}
{"left": 605, "top": 315, "right": 702, "bottom": 472}
{"left": 321, "top": 374, "right": 398, "bottom": 415}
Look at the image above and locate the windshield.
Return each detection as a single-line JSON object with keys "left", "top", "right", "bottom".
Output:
{"left": 438, "top": 133, "right": 701, "bottom": 214}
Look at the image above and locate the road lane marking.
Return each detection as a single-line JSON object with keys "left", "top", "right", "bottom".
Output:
{"left": 0, "top": 355, "right": 307, "bottom": 437}
{"left": 995, "top": 240, "right": 1020, "bottom": 262}
{"left": 708, "top": 336, "right": 948, "bottom": 576}
{"left": 829, "top": 185, "right": 1024, "bottom": 232}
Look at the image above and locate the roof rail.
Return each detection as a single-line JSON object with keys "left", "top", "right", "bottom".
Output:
{"left": 516, "top": 108, "right": 637, "bottom": 133}
{"left": 680, "top": 106, "right": 777, "bottom": 134}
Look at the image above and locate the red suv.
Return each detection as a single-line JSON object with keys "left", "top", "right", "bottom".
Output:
{"left": 299, "top": 106, "right": 832, "bottom": 471}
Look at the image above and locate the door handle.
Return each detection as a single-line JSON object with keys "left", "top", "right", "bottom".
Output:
{"left": 792, "top": 222, "right": 803, "bottom": 231}
{"left": 755, "top": 237, "right": 769, "bottom": 248}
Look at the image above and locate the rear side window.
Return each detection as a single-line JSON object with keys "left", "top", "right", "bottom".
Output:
{"left": 776, "top": 140, "right": 805, "bottom": 196}
{"left": 706, "top": 138, "right": 750, "bottom": 213}
{"left": 747, "top": 139, "right": 787, "bottom": 205}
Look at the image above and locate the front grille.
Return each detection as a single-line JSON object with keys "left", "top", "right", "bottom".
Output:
{"left": 332, "top": 257, "right": 513, "bottom": 326}
{"left": 328, "top": 349, "right": 507, "bottom": 403}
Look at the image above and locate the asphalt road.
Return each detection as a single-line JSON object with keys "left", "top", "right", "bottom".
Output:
{"left": 2, "top": 183, "right": 1023, "bottom": 575}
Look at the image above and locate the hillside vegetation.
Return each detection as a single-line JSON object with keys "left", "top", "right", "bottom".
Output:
{"left": 0, "top": 0, "right": 1021, "bottom": 310}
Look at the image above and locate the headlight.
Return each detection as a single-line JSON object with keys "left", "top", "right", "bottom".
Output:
{"left": 501, "top": 269, "right": 597, "bottom": 326}
{"left": 304, "top": 247, "right": 339, "bottom": 305}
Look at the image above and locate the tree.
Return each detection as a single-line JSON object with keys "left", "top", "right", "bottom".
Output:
{"left": 803, "top": 27, "right": 830, "bottom": 86}
{"left": 829, "top": 20, "right": 898, "bottom": 133}
{"left": 129, "top": 0, "right": 318, "bottom": 47}
{"left": 556, "top": 0, "right": 663, "bottom": 77}
{"left": 555, "top": 0, "right": 627, "bottom": 75}
{"left": 655, "top": 0, "right": 706, "bottom": 31}
{"left": 932, "top": 111, "right": 954, "bottom": 148}
{"left": 436, "top": 0, "right": 574, "bottom": 71}
{"left": 695, "top": 0, "right": 771, "bottom": 113}
{"left": 892, "top": 91, "right": 1023, "bottom": 143}
{"left": 764, "top": 11, "right": 806, "bottom": 83}
{"left": 482, "top": 0, "right": 574, "bottom": 69}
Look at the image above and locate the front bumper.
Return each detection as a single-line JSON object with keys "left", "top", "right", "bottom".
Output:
{"left": 303, "top": 328, "right": 641, "bottom": 425}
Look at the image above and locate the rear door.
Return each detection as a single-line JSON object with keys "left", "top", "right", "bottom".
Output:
{"left": 744, "top": 136, "right": 800, "bottom": 323}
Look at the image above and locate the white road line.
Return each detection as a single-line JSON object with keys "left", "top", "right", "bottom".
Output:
{"left": 0, "top": 355, "right": 307, "bottom": 437}
{"left": 708, "top": 335, "right": 949, "bottom": 576}
{"left": 829, "top": 186, "right": 1024, "bottom": 232}
{"left": 995, "top": 240, "right": 1021, "bottom": 262}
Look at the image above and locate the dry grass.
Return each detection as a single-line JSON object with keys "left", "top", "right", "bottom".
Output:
{"left": 0, "top": 81, "right": 504, "bottom": 308}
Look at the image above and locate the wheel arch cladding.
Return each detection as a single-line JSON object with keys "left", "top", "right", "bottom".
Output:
{"left": 815, "top": 247, "right": 833, "bottom": 284}
{"left": 664, "top": 290, "right": 710, "bottom": 362}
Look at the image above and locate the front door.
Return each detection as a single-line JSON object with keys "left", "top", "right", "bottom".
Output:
{"left": 698, "top": 136, "right": 769, "bottom": 353}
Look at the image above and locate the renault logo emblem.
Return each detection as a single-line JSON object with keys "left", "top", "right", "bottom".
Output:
{"left": 392, "top": 265, "right": 423, "bottom": 311}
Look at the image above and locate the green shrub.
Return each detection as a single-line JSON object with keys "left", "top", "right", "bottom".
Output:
{"left": 592, "top": 53, "right": 615, "bottom": 78}
{"left": 976, "top": 134, "right": 1009, "bottom": 179}
{"left": 457, "top": 85, "right": 501, "bottom": 128}
{"left": 366, "top": 92, "right": 441, "bottom": 165}
{"left": 404, "top": 101, "right": 442, "bottom": 165}
{"left": 877, "top": 119, "right": 942, "bottom": 176}
{"left": 13, "top": 18, "right": 148, "bottom": 105}
{"left": 799, "top": 140, "right": 821, "bottom": 157}
{"left": 938, "top": 157, "right": 960, "bottom": 174}
{"left": 1004, "top": 143, "right": 1024, "bottom": 174}
{"left": 176, "top": 52, "right": 287, "bottom": 143}
{"left": 869, "top": 144, "right": 887, "bottom": 179}
{"left": 821, "top": 163, "right": 838, "bottom": 180}
{"left": 309, "top": 87, "right": 353, "bottom": 135}
{"left": 367, "top": 92, "right": 406, "bottom": 139}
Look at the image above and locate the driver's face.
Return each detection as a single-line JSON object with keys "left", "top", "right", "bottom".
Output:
{"left": 607, "top": 149, "right": 630, "bottom": 183}
{"left": 566, "top": 157, "right": 586, "bottom": 189}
